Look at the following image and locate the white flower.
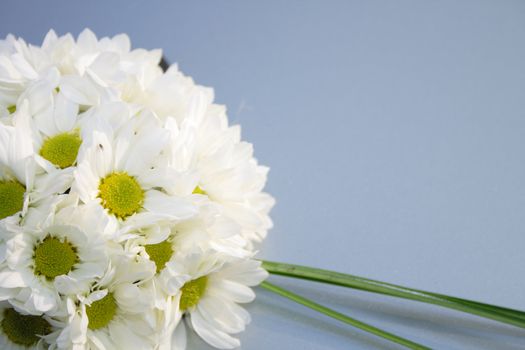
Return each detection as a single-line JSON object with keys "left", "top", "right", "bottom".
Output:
{"left": 57, "top": 254, "right": 157, "bottom": 350}
{"left": 165, "top": 103, "right": 275, "bottom": 243}
{"left": 120, "top": 205, "right": 250, "bottom": 316}
{"left": 11, "top": 76, "right": 84, "bottom": 174}
{"left": 131, "top": 65, "right": 207, "bottom": 123}
{"left": 0, "top": 196, "right": 109, "bottom": 314}
{"left": 0, "top": 35, "right": 56, "bottom": 109}
{"left": 136, "top": 202, "right": 250, "bottom": 266}
{"left": 0, "top": 104, "right": 70, "bottom": 228}
{"left": 165, "top": 253, "right": 268, "bottom": 349}
{"left": 0, "top": 301, "right": 64, "bottom": 350}
{"left": 43, "top": 29, "right": 162, "bottom": 105}
{"left": 73, "top": 103, "right": 197, "bottom": 234}
{"left": 0, "top": 29, "right": 162, "bottom": 110}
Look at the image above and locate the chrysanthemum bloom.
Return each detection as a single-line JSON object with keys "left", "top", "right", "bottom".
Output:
{"left": 0, "top": 106, "right": 71, "bottom": 228}
{"left": 164, "top": 253, "right": 268, "bottom": 349}
{"left": 0, "top": 197, "right": 109, "bottom": 314}
{"left": 163, "top": 87, "right": 275, "bottom": 244}
{"left": 123, "top": 207, "right": 251, "bottom": 315}
{"left": 57, "top": 254, "right": 157, "bottom": 350}
{"left": 73, "top": 104, "right": 197, "bottom": 234}
{"left": 136, "top": 203, "right": 251, "bottom": 267}
{"left": 11, "top": 76, "right": 84, "bottom": 174}
{"left": 0, "top": 301, "right": 64, "bottom": 350}
{"left": 0, "top": 29, "right": 160, "bottom": 111}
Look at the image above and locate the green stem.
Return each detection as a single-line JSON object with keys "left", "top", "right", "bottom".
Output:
{"left": 260, "top": 281, "right": 430, "bottom": 350}
{"left": 261, "top": 260, "right": 525, "bottom": 329}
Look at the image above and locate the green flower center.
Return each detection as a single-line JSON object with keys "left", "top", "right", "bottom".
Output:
{"left": 1, "top": 308, "right": 51, "bottom": 346}
{"left": 144, "top": 240, "right": 173, "bottom": 273}
{"left": 7, "top": 105, "right": 16, "bottom": 114}
{"left": 98, "top": 172, "right": 144, "bottom": 219}
{"left": 0, "top": 181, "right": 25, "bottom": 220}
{"left": 34, "top": 236, "right": 78, "bottom": 279}
{"left": 192, "top": 186, "right": 206, "bottom": 195}
{"left": 86, "top": 293, "right": 117, "bottom": 330}
{"left": 179, "top": 276, "right": 208, "bottom": 311}
{"left": 39, "top": 132, "right": 82, "bottom": 169}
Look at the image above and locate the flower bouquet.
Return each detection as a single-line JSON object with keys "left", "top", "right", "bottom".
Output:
{"left": 0, "top": 29, "right": 522, "bottom": 350}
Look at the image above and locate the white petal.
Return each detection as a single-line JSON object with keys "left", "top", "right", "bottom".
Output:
{"left": 0, "top": 270, "right": 26, "bottom": 288}
{"left": 54, "top": 275, "right": 89, "bottom": 295}
{"left": 10, "top": 53, "right": 38, "bottom": 80}
{"left": 31, "top": 288, "right": 57, "bottom": 312}
{"left": 77, "top": 28, "right": 98, "bottom": 51}
{"left": 209, "top": 280, "right": 255, "bottom": 303}
{"left": 53, "top": 92, "right": 79, "bottom": 133}
{"left": 220, "top": 260, "right": 268, "bottom": 287}
{"left": 60, "top": 75, "right": 100, "bottom": 106}
{"left": 198, "top": 297, "right": 246, "bottom": 334}
{"left": 85, "top": 289, "right": 108, "bottom": 304}
{"left": 112, "top": 34, "right": 131, "bottom": 52}
{"left": 143, "top": 190, "right": 196, "bottom": 220}
{"left": 108, "top": 318, "right": 154, "bottom": 350}
{"left": 72, "top": 161, "right": 100, "bottom": 202}
{"left": 190, "top": 311, "right": 240, "bottom": 349}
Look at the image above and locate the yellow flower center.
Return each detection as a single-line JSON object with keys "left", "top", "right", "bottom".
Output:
{"left": 98, "top": 172, "right": 144, "bottom": 219}
{"left": 0, "top": 181, "right": 25, "bottom": 220}
{"left": 179, "top": 276, "right": 208, "bottom": 311}
{"left": 1, "top": 308, "right": 51, "bottom": 346}
{"left": 192, "top": 186, "right": 206, "bottom": 195}
{"left": 86, "top": 293, "right": 117, "bottom": 330}
{"left": 145, "top": 240, "right": 173, "bottom": 273}
{"left": 39, "top": 132, "right": 82, "bottom": 169}
{"left": 7, "top": 105, "right": 16, "bottom": 114}
{"left": 34, "top": 236, "right": 78, "bottom": 279}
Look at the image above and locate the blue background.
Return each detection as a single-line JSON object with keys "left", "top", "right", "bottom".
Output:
{"left": 1, "top": 1, "right": 525, "bottom": 349}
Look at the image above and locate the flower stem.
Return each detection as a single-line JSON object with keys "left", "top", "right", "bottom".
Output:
{"left": 261, "top": 260, "right": 525, "bottom": 329}
{"left": 260, "top": 281, "right": 430, "bottom": 350}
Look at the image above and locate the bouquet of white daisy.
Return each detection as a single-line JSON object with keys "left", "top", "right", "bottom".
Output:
{"left": 0, "top": 29, "right": 272, "bottom": 349}
{"left": 0, "top": 29, "right": 523, "bottom": 350}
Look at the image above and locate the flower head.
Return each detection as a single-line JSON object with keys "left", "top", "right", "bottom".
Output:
{"left": 166, "top": 253, "right": 268, "bottom": 349}
{"left": 0, "top": 198, "right": 109, "bottom": 314}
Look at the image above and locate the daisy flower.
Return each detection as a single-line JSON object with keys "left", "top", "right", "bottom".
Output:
{"left": 129, "top": 65, "right": 207, "bottom": 124}
{"left": 12, "top": 76, "right": 84, "bottom": 173}
{"left": 0, "top": 103, "right": 71, "bottom": 227}
{"left": 165, "top": 252, "right": 268, "bottom": 349}
{"left": 133, "top": 202, "right": 250, "bottom": 272}
{"left": 57, "top": 253, "right": 157, "bottom": 350}
{"left": 42, "top": 28, "right": 163, "bottom": 108}
{"left": 72, "top": 103, "right": 197, "bottom": 234}
{"left": 0, "top": 29, "right": 162, "bottom": 111}
{"left": 0, "top": 196, "right": 109, "bottom": 314}
{"left": 165, "top": 98, "right": 275, "bottom": 243}
{"left": 120, "top": 204, "right": 250, "bottom": 317}
{"left": 0, "top": 34, "right": 56, "bottom": 109}
{"left": 0, "top": 301, "right": 64, "bottom": 350}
